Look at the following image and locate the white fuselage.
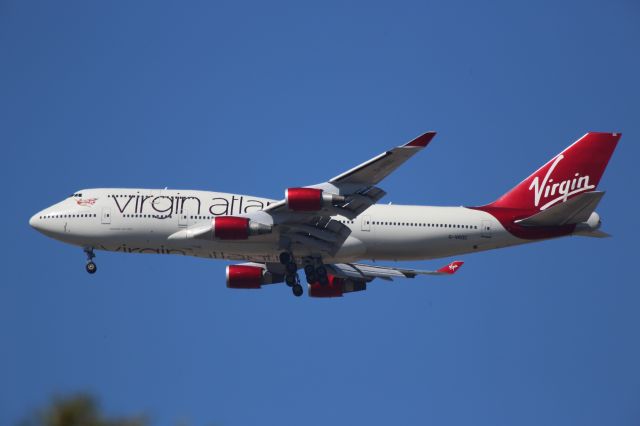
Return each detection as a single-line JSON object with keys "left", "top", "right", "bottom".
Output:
{"left": 30, "top": 188, "right": 534, "bottom": 264}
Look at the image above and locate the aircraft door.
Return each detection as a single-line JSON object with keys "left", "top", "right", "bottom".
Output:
{"left": 481, "top": 220, "right": 492, "bottom": 238}
{"left": 178, "top": 213, "right": 188, "bottom": 227}
{"left": 101, "top": 208, "right": 111, "bottom": 225}
{"left": 361, "top": 215, "right": 371, "bottom": 232}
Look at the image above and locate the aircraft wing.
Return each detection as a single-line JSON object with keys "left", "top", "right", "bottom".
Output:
{"left": 264, "top": 131, "right": 436, "bottom": 217}
{"left": 327, "top": 131, "right": 437, "bottom": 187}
{"left": 227, "top": 260, "right": 463, "bottom": 298}
{"left": 247, "top": 260, "right": 464, "bottom": 297}
{"left": 261, "top": 131, "right": 436, "bottom": 256}
{"left": 326, "top": 260, "right": 464, "bottom": 281}
{"left": 169, "top": 132, "right": 437, "bottom": 257}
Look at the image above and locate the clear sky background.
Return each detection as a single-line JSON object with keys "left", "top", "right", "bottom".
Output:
{"left": 1, "top": 1, "right": 639, "bottom": 425}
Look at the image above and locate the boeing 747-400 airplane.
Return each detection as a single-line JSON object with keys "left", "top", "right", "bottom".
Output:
{"left": 30, "top": 131, "right": 620, "bottom": 297}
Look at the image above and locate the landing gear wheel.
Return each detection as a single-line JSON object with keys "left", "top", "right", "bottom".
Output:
{"left": 285, "top": 274, "right": 296, "bottom": 287}
{"left": 85, "top": 262, "right": 97, "bottom": 274}
{"left": 279, "top": 252, "right": 292, "bottom": 265}
{"left": 83, "top": 247, "right": 96, "bottom": 274}
{"left": 315, "top": 266, "right": 328, "bottom": 285}
{"left": 304, "top": 264, "right": 317, "bottom": 284}
{"left": 292, "top": 284, "right": 303, "bottom": 297}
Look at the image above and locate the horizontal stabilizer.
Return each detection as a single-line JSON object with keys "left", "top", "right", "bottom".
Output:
{"left": 515, "top": 191, "right": 604, "bottom": 227}
{"left": 575, "top": 229, "right": 611, "bottom": 238}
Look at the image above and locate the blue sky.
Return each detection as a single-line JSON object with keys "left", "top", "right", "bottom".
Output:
{"left": 2, "top": 1, "right": 639, "bottom": 425}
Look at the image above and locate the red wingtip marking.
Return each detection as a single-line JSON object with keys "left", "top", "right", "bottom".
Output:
{"left": 587, "top": 131, "right": 622, "bottom": 140}
{"left": 405, "top": 131, "right": 437, "bottom": 148}
{"left": 437, "top": 261, "right": 464, "bottom": 274}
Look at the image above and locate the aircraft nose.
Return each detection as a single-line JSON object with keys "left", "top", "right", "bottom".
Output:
{"left": 29, "top": 212, "right": 41, "bottom": 230}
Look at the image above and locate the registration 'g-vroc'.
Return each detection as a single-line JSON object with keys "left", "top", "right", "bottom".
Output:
{"left": 30, "top": 131, "right": 620, "bottom": 297}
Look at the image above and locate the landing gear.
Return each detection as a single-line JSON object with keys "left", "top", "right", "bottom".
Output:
{"left": 304, "top": 264, "right": 317, "bottom": 284}
{"left": 86, "top": 262, "right": 97, "bottom": 274}
{"left": 286, "top": 274, "right": 303, "bottom": 297}
{"left": 284, "top": 261, "right": 298, "bottom": 286}
{"left": 285, "top": 262, "right": 298, "bottom": 274}
{"left": 303, "top": 259, "right": 329, "bottom": 286}
{"left": 315, "top": 265, "right": 328, "bottom": 284}
{"left": 280, "top": 251, "right": 302, "bottom": 296}
{"left": 279, "top": 251, "right": 292, "bottom": 265}
{"left": 285, "top": 274, "right": 297, "bottom": 287}
{"left": 84, "top": 247, "right": 97, "bottom": 275}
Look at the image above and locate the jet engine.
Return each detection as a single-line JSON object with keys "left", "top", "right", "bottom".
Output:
{"left": 285, "top": 188, "right": 345, "bottom": 211}
{"left": 212, "top": 216, "right": 272, "bottom": 240}
{"left": 308, "top": 275, "right": 367, "bottom": 298}
{"left": 226, "top": 264, "right": 284, "bottom": 289}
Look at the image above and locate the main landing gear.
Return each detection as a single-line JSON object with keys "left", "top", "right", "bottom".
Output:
{"left": 304, "top": 263, "right": 329, "bottom": 286}
{"left": 84, "top": 247, "right": 97, "bottom": 274}
{"left": 279, "top": 252, "right": 331, "bottom": 297}
{"left": 280, "top": 251, "right": 303, "bottom": 297}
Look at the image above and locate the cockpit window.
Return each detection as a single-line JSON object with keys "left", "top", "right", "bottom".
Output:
{"left": 69, "top": 193, "right": 83, "bottom": 198}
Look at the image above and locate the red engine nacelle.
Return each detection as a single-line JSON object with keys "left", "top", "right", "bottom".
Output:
{"left": 226, "top": 265, "right": 265, "bottom": 289}
{"left": 226, "top": 264, "right": 284, "bottom": 289}
{"left": 212, "top": 216, "right": 272, "bottom": 240}
{"left": 285, "top": 188, "right": 344, "bottom": 212}
{"left": 308, "top": 275, "right": 367, "bottom": 298}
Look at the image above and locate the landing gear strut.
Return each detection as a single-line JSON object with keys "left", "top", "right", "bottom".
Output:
{"left": 280, "top": 251, "right": 303, "bottom": 297}
{"left": 84, "top": 247, "right": 97, "bottom": 274}
{"left": 279, "top": 252, "right": 292, "bottom": 265}
{"left": 285, "top": 274, "right": 296, "bottom": 287}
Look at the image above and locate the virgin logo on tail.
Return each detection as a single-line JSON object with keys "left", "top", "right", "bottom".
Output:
{"left": 529, "top": 155, "right": 595, "bottom": 210}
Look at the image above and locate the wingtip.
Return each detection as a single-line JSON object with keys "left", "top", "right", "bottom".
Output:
{"left": 404, "top": 131, "right": 437, "bottom": 148}
{"left": 583, "top": 131, "right": 622, "bottom": 143}
{"left": 437, "top": 260, "right": 464, "bottom": 274}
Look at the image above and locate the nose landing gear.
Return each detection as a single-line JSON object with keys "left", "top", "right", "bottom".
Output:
{"left": 84, "top": 247, "right": 97, "bottom": 274}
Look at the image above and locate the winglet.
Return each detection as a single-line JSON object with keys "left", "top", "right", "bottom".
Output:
{"left": 404, "top": 131, "right": 437, "bottom": 148}
{"left": 436, "top": 261, "right": 464, "bottom": 274}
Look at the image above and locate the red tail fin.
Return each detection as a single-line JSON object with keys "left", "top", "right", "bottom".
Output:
{"left": 487, "top": 132, "right": 620, "bottom": 212}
